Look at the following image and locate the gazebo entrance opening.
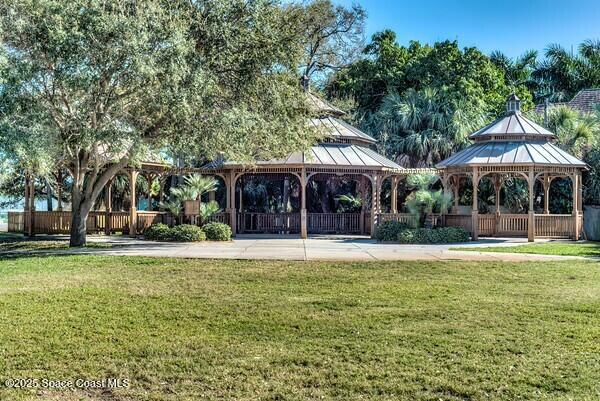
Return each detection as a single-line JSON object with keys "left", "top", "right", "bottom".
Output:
{"left": 235, "top": 173, "right": 301, "bottom": 234}
{"left": 306, "top": 173, "right": 372, "bottom": 235}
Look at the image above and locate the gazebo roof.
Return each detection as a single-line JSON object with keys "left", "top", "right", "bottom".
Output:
{"left": 437, "top": 94, "right": 587, "bottom": 170}
{"left": 310, "top": 116, "right": 376, "bottom": 145}
{"left": 436, "top": 140, "right": 586, "bottom": 168}
{"left": 469, "top": 111, "right": 555, "bottom": 140}
{"left": 205, "top": 143, "right": 402, "bottom": 170}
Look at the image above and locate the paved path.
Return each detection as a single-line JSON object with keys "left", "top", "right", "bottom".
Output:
{"left": 37, "top": 235, "right": 579, "bottom": 262}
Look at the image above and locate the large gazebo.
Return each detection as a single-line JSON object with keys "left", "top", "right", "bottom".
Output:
{"left": 200, "top": 90, "right": 431, "bottom": 237}
{"left": 437, "top": 94, "right": 587, "bottom": 241}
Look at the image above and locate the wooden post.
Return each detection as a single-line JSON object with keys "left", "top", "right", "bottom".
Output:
{"left": 300, "top": 168, "right": 307, "bottom": 239}
{"left": 391, "top": 176, "right": 398, "bottom": 214}
{"left": 129, "top": 170, "right": 139, "bottom": 237}
{"left": 370, "top": 174, "right": 380, "bottom": 237}
{"left": 358, "top": 176, "right": 365, "bottom": 234}
{"left": 453, "top": 176, "right": 460, "bottom": 213}
{"left": 24, "top": 174, "right": 32, "bottom": 236}
{"left": 572, "top": 173, "right": 580, "bottom": 240}
{"left": 543, "top": 173, "right": 550, "bottom": 214}
{"left": 228, "top": 171, "right": 237, "bottom": 236}
{"left": 471, "top": 168, "right": 479, "bottom": 241}
{"left": 493, "top": 175, "right": 502, "bottom": 236}
{"left": 146, "top": 173, "right": 155, "bottom": 211}
{"left": 105, "top": 179, "right": 113, "bottom": 236}
{"left": 56, "top": 171, "right": 63, "bottom": 211}
{"left": 527, "top": 169, "right": 535, "bottom": 242}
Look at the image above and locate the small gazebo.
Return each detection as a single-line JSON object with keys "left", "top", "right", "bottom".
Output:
{"left": 437, "top": 94, "right": 587, "bottom": 241}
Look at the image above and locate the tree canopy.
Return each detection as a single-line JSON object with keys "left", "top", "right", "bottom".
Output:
{"left": 0, "top": 0, "right": 317, "bottom": 245}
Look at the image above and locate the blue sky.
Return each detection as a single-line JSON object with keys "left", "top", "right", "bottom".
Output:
{"left": 336, "top": 0, "right": 600, "bottom": 58}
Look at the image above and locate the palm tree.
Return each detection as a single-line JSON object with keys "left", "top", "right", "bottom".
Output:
{"left": 490, "top": 50, "right": 538, "bottom": 90}
{"left": 336, "top": 194, "right": 362, "bottom": 213}
{"left": 376, "top": 88, "right": 485, "bottom": 167}
{"left": 531, "top": 105, "right": 600, "bottom": 159}
{"left": 170, "top": 186, "right": 198, "bottom": 202}
{"left": 533, "top": 41, "right": 600, "bottom": 102}
{"left": 183, "top": 174, "right": 217, "bottom": 200}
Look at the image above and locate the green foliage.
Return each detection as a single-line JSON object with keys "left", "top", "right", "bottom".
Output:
{"left": 328, "top": 34, "right": 525, "bottom": 117}
{"left": 159, "top": 200, "right": 182, "bottom": 219}
{"left": 200, "top": 201, "right": 221, "bottom": 222}
{"left": 407, "top": 173, "right": 439, "bottom": 191}
{"left": 183, "top": 175, "right": 217, "bottom": 200}
{"left": 397, "top": 227, "right": 470, "bottom": 244}
{"left": 171, "top": 225, "right": 206, "bottom": 242}
{"left": 144, "top": 223, "right": 172, "bottom": 241}
{"left": 170, "top": 187, "right": 198, "bottom": 203}
{"left": 584, "top": 148, "right": 600, "bottom": 205}
{"left": 293, "top": 0, "right": 366, "bottom": 81}
{"left": 533, "top": 40, "right": 600, "bottom": 101}
{"left": 144, "top": 223, "right": 205, "bottom": 242}
{"left": 202, "top": 222, "right": 232, "bottom": 241}
{"left": 404, "top": 173, "right": 451, "bottom": 227}
{"left": 374, "top": 220, "right": 411, "bottom": 242}
{"left": 336, "top": 194, "right": 362, "bottom": 213}
{"left": 0, "top": 0, "right": 316, "bottom": 245}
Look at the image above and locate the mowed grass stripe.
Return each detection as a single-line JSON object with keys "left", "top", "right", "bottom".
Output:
{"left": 0, "top": 256, "right": 599, "bottom": 400}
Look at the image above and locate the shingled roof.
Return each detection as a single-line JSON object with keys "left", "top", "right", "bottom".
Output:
{"left": 535, "top": 88, "right": 600, "bottom": 114}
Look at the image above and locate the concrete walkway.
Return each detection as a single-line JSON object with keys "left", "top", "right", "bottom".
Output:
{"left": 32, "top": 235, "right": 579, "bottom": 262}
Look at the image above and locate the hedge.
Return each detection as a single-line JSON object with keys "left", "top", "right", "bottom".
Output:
{"left": 373, "top": 220, "right": 411, "bottom": 242}
{"left": 144, "top": 223, "right": 206, "bottom": 242}
{"left": 397, "top": 227, "right": 470, "bottom": 244}
{"left": 202, "top": 222, "right": 232, "bottom": 241}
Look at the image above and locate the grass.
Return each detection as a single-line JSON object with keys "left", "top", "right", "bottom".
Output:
{"left": 452, "top": 241, "right": 600, "bottom": 258}
{"left": 0, "top": 234, "right": 118, "bottom": 252}
{"left": 0, "top": 256, "right": 599, "bottom": 400}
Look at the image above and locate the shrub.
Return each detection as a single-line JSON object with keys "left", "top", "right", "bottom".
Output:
{"left": 144, "top": 223, "right": 172, "bottom": 241}
{"left": 144, "top": 223, "right": 206, "bottom": 242}
{"left": 202, "top": 222, "right": 232, "bottom": 241}
{"left": 374, "top": 220, "right": 411, "bottom": 242}
{"left": 437, "top": 227, "right": 470, "bottom": 243}
{"left": 171, "top": 224, "right": 206, "bottom": 242}
{"left": 396, "top": 227, "right": 470, "bottom": 244}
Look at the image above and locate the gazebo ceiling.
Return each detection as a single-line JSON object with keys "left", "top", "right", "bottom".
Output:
{"left": 436, "top": 140, "right": 586, "bottom": 168}
{"left": 205, "top": 143, "right": 403, "bottom": 170}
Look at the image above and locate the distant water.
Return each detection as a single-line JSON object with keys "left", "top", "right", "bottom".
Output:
{"left": 0, "top": 195, "right": 59, "bottom": 213}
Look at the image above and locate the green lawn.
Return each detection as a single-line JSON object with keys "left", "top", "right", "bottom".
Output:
{"left": 0, "top": 233, "right": 118, "bottom": 252}
{"left": 453, "top": 241, "right": 600, "bottom": 258}
{"left": 1, "top": 256, "right": 600, "bottom": 400}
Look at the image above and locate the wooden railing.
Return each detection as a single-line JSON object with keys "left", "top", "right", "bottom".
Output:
{"left": 535, "top": 214, "right": 573, "bottom": 238}
{"left": 478, "top": 214, "right": 496, "bottom": 236}
{"left": 188, "top": 212, "right": 230, "bottom": 226}
{"left": 378, "top": 213, "right": 418, "bottom": 228}
{"left": 108, "top": 212, "right": 130, "bottom": 234}
{"left": 136, "top": 211, "right": 173, "bottom": 233}
{"left": 237, "top": 213, "right": 300, "bottom": 234}
{"left": 497, "top": 214, "right": 528, "bottom": 236}
{"left": 7, "top": 212, "right": 24, "bottom": 233}
{"left": 307, "top": 213, "right": 362, "bottom": 234}
{"left": 444, "top": 214, "right": 472, "bottom": 233}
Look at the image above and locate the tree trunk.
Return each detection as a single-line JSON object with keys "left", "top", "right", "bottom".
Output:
{"left": 46, "top": 179, "right": 53, "bottom": 211}
{"left": 69, "top": 189, "right": 93, "bottom": 247}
